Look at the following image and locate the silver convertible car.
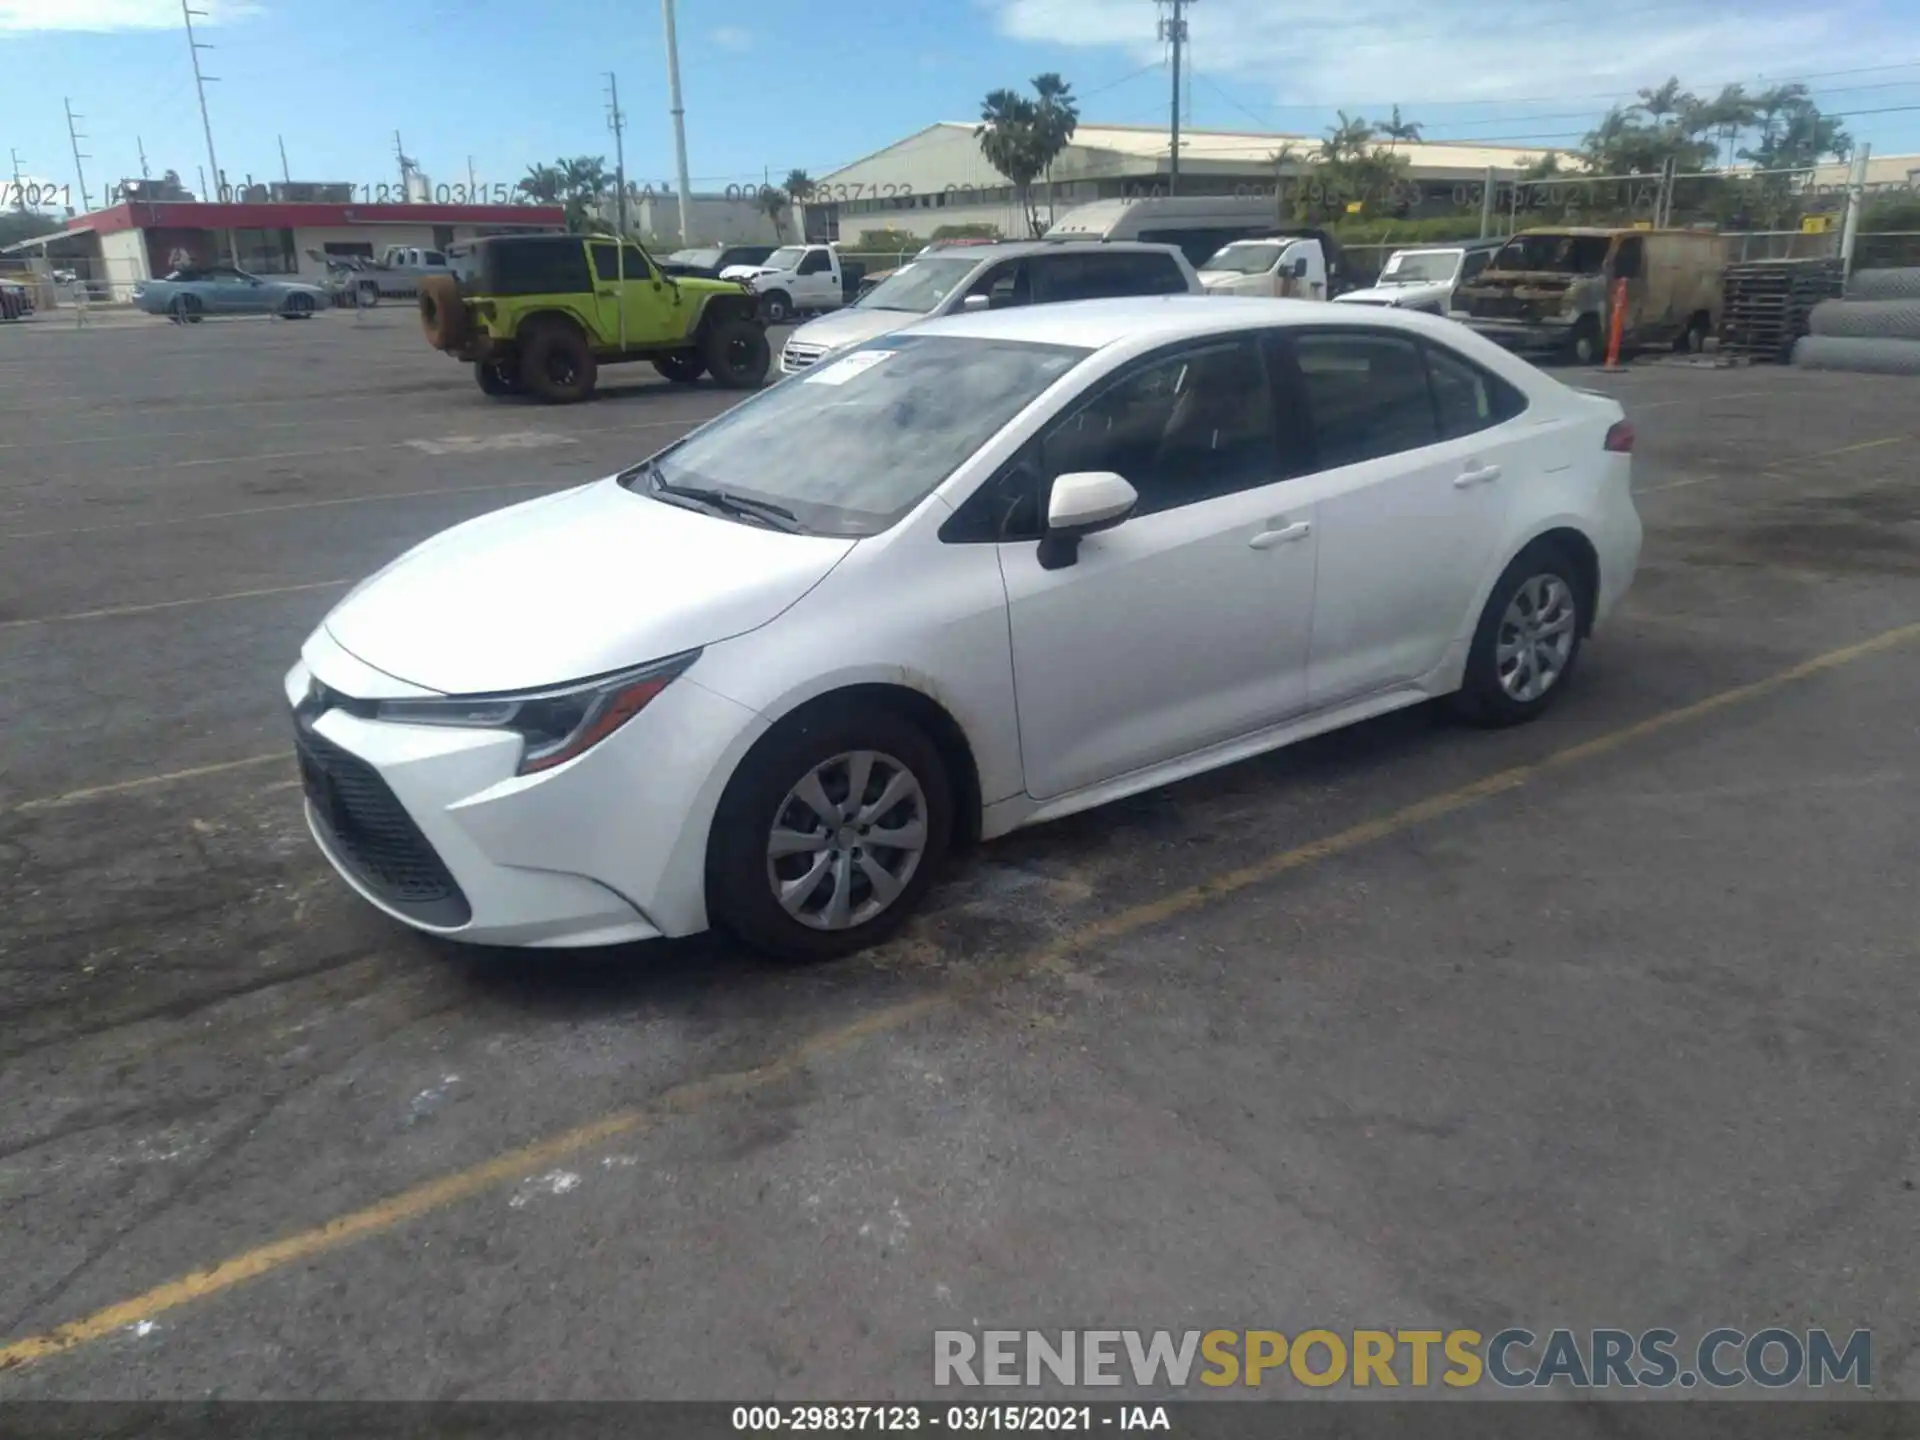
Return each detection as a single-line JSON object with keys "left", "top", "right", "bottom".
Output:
{"left": 133, "top": 265, "right": 332, "bottom": 322}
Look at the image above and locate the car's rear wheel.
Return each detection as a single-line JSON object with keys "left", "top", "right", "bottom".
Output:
{"left": 653, "top": 352, "right": 706, "bottom": 383}
{"left": 357, "top": 280, "right": 381, "bottom": 308}
{"left": 708, "top": 705, "right": 952, "bottom": 963}
{"left": 518, "top": 323, "right": 598, "bottom": 403}
{"left": 1568, "top": 316, "right": 1601, "bottom": 365}
{"left": 1451, "top": 541, "right": 1586, "bottom": 727}
{"left": 700, "top": 316, "right": 771, "bottom": 389}
{"left": 473, "top": 359, "right": 522, "bottom": 396}
{"left": 282, "top": 293, "right": 314, "bottom": 319}
{"left": 171, "top": 294, "right": 202, "bottom": 325}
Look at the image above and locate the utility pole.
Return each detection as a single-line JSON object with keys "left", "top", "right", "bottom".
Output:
{"left": 64, "top": 99, "right": 93, "bottom": 213}
{"left": 1839, "top": 141, "right": 1872, "bottom": 277}
{"left": 394, "top": 131, "right": 417, "bottom": 198}
{"left": 1158, "top": 0, "right": 1192, "bottom": 194}
{"left": 606, "top": 72, "right": 628, "bottom": 236}
{"left": 9, "top": 149, "right": 26, "bottom": 212}
{"left": 660, "top": 0, "right": 693, "bottom": 247}
{"left": 467, "top": 155, "right": 476, "bottom": 195}
{"left": 278, "top": 135, "right": 291, "bottom": 184}
{"left": 137, "top": 136, "right": 150, "bottom": 180}
{"left": 181, "top": 0, "right": 221, "bottom": 201}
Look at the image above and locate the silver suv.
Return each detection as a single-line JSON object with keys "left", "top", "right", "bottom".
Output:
{"left": 778, "top": 240, "right": 1202, "bottom": 375}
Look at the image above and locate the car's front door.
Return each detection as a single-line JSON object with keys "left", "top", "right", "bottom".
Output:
{"left": 1276, "top": 327, "right": 1523, "bottom": 708}
{"left": 993, "top": 334, "right": 1319, "bottom": 800}
{"left": 795, "top": 248, "right": 836, "bottom": 308}
{"left": 589, "top": 242, "right": 680, "bottom": 349}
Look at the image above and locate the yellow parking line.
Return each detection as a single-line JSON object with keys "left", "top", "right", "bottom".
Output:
{"left": 0, "top": 580, "right": 351, "bottom": 630}
{"left": 5, "top": 754, "right": 291, "bottom": 815}
{"left": 2, "top": 617, "right": 1916, "bottom": 1373}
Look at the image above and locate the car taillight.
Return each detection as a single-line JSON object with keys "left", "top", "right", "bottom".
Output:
{"left": 1604, "top": 420, "right": 1634, "bottom": 453}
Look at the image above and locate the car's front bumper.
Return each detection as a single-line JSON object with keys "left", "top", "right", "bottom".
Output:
{"left": 285, "top": 631, "right": 770, "bottom": 948}
{"left": 1464, "top": 315, "right": 1579, "bottom": 349}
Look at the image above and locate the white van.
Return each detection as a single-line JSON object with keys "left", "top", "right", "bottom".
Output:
{"left": 1044, "top": 196, "right": 1288, "bottom": 270}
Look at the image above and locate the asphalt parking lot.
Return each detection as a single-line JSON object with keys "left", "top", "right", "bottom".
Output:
{"left": 2, "top": 307, "right": 1917, "bottom": 1403}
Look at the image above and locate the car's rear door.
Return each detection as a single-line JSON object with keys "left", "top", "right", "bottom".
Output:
{"left": 992, "top": 333, "right": 1319, "bottom": 799}
{"left": 1273, "top": 326, "right": 1529, "bottom": 708}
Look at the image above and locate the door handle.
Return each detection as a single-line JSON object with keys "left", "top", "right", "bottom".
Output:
{"left": 1454, "top": 463, "right": 1502, "bottom": 488}
{"left": 1249, "top": 521, "right": 1311, "bottom": 549}
{"left": 596, "top": 289, "right": 616, "bottom": 298}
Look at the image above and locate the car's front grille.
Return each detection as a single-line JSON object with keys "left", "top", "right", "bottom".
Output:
{"left": 781, "top": 343, "right": 826, "bottom": 372}
{"left": 294, "top": 720, "right": 472, "bottom": 926}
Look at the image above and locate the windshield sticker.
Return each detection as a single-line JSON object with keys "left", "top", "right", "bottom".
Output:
{"left": 804, "top": 350, "right": 897, "bottom": 386}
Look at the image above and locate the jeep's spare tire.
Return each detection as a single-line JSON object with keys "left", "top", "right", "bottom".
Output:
{"left": 418, "top": 276, "right": 467, "bottom": 350}
{"left": 701, "top": 315, "right": 771, "bottom": 389}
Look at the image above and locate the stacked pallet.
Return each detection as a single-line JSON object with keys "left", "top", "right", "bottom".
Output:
{"left": 1718, "top": 258, "right": 1847, "bottom": 363}
{"left": 1794, "top": 267, "right": 1920, "bottom": 374}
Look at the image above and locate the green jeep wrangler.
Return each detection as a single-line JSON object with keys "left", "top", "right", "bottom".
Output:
{"left": 418, "top": 233, "right": 771, "bottom": 402}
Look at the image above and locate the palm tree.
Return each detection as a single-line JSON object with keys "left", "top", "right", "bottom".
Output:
{"left": 1700, "top": 84, "right": 1756, "bottom": 169}
{"left": 516, "top": 163, "right": 565, "bottom": 204}
{"left": 1321, "top": 111, "right": 1375, "bottom": 164}
{"left": 1031, "top": 72, "right": 1080, "bottom": 225}
{"left": 1633, "top": 77, "right": 1695, "bottom": 128}
{"left": 977, "top": 87, "right": 1045, "bottom": 236}
{"left": 1380, "top": 105, "right": 1422, "bottom": 152}
{"left": 758, "top": 183, "right": 790, "bottom": 239}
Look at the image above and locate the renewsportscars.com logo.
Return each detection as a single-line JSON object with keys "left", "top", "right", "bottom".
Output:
{"left": 933, "top": 1328, "right": 1872, "bottom": 1391}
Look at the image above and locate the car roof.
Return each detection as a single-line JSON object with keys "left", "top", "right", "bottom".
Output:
{"left": 916, "top": 239, "right": 1185, "bottom": 261}
{"left": 908, "top": 294, "right": 1452, "bottom": 350}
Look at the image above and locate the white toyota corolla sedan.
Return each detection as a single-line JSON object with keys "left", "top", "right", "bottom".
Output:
{"left": 287, "top": 296, "right": 1641, "bottom": 961}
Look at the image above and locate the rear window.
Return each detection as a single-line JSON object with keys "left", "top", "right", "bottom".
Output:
{"left": 484, "top": 239, "right": 592, "bottom": 295}
{"left": 1033, "top": 251, "right": 1189, "bottom": 301}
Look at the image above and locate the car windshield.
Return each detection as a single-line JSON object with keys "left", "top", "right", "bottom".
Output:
{"left": 1201, "top": 243, "right": 1282, "bottom": 275}
{"left": 669, "top": 248, "right": 722, "bottom": 267}
{"left": 854, "top": 256, "right": 985, "bottom": 313}
{"left": 763, "top": 246, "right": 808, "bottom": 269}
{"left": 1381, "top": 250, "right": 1460, "bottom": 283}
{"left": 1493, "top": 233, "right": 1613, "bottom": 274}
{"left": 619, "top": 334, "right": 1089, "bottom": 537}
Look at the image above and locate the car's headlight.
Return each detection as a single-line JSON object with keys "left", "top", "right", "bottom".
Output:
{"left": 372, "top": 650, "right": 701, "bottom": 774}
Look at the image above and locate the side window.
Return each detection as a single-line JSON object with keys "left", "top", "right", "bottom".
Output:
{"left": 1461, "top": 251, "right": 1490, "bottom": 283}
{"left": 1037, "top": 338, "right": 1277, "bottom": 517}
{"left": 1613, "top": 236, "right": 1644, "bottom": 279}
{"left": 424, "top": 251, "right": 446, "bottom": 266}
{"left": 495, "top": 242, "right": 592, "bottom": 294}
{"left": 1292, "top": 331, "right": 1440, "bottom": 468}
{"left": 797, "top": 250, "right": 830, "bottom": 275}
{"left": 970, "top": 261, "right": 1030, "bottom": 309}
{"left": 1422, "top": 341, "right": 1528, "bottom": 440}
{"left": 623, "top": 243, "right": 654, "bottom": 279}
{"left": 589, "top": 242, "right": 622, "bottom": 280}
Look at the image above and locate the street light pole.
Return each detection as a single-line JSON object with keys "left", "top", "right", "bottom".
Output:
{"left": 660, "top": 0, "right": 693, "bottom": 246}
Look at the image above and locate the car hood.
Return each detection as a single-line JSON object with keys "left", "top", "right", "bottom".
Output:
{"left": 787, "top": 308, "right": 910, "bottom": 351}
{"left": 1335, "top": 280, "right": 1451, "bottom": 306}
{"left": 1199, "top": 270, "right": 1271, "bottom": 293}
{"left": 720, "top": 264, "right": 780, "bottom": 280}
{"left": 322, "top": 479, "right": 856, "bottom": 694}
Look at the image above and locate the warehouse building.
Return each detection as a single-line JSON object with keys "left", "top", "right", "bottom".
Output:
{"left": 804, "top": 122, "right": 1568, "bottom": 243}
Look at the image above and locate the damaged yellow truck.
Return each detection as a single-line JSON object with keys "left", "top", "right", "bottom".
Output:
{"left": 1456, "top": 227, "right": 1728, "bottom": 365}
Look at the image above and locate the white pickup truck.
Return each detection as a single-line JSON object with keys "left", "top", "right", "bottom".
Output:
{"left": 1196, "top": 231, "right": 1347, "bottom": 300}
{"left": 312, "top": 244, "right": 455, "bottom": 307}
{"left": 719, "top": 243, "right": 852, "bottom": 324}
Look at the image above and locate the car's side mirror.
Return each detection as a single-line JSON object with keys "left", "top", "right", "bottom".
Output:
{"left": 960, "top": 293, "right": 991, "bottom": 312}
{"left": 1037, "top": 471, "right": 1138, "bottom": 570}
{"left": 1291, "top": 256, "right": 1310, "bottom": 278}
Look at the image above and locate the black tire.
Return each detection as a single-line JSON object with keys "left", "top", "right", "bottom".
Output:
{"left": 1807, "top": 297, "right": 1920, "bottom": 340}
{"left": 1449, "top": 541, "right": 1587, "bottom": 728}
{"left": 1791, "top": 335, "right": 1920, "bottom": 375}
{"left": 282, "top": 293, "right": 314, "bottom": 320}
{"left": 356, "top": 280, "right": 380, "bottom": 308}
{"left": 653, "top": 352, "right": 706, "bottom": 383}
{"left": 518, "top": 322, "right": 598, "bottom": 403}
{"left": 171, "top": 294, "right": 203, "bottom": 325}
{"left": 1847, "top": 266, "right": 1920, "bottom": 302}
{"left": 707, "top": 703, "right": 953, "bottom": 963}
{"left": 759, "top": 289, "right": 793, "bottom": 324}
{"left": 474, "top": 359, "right": 522, "bottom": 396}
{"left": 700, "top": 315, "right": 771, "bottom": 389}
{"left": 1568, "top": 315, "right": 1601, "bottom": 366}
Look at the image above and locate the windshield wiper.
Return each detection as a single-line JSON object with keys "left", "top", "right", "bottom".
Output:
{"left": 642, "top": 465, "right": 805, "bottom": 533}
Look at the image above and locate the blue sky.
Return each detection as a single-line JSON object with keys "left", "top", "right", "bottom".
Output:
{"left": 4, "top": 0, "right": 1919, "bottom": 213}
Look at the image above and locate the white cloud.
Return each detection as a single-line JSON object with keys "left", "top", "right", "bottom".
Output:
{"left": 0, "top": 0, "right": 257, "bottom": 31}
{"left": 710, "top": 24, "right": 752, "bottom": 51}
{"left": 990, "top": 0, "right": 1916, "bottom": 129}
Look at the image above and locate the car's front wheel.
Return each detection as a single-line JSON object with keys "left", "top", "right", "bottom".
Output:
{"left": 708, "top": 704, "right": 952, "bottom": 962}
{"left": 1451, "top": 541, "right": 1586, "bottom": 727}
{"left": 701, "top": 316, "right": 771, "bottom": 389}
{"left": 758, "top": 289, "right": 792, "bottom": 324}
{"left": 170, "top": 294, "right": 203, "bottom": 324}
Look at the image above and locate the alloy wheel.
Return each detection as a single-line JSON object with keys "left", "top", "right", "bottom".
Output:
{"left": 1496, "top": 575, "right": 1577, "bottom": 703}
{"left": 765, "top": 750, "right": 929, "bottom": 931}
